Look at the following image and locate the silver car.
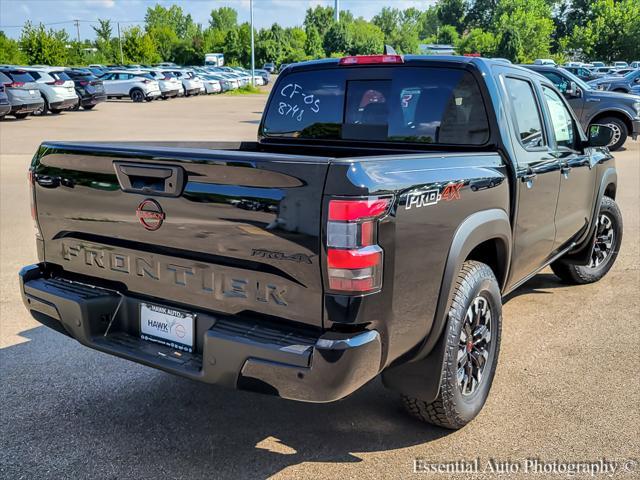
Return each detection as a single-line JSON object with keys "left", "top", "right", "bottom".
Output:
{"left": 0, "top": 69, "right": 44, "bottom": 119}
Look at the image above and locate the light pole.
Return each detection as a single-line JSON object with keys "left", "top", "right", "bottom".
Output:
{"left": 335, "top": 0, "right": 340, "bottom": 22}
{"left": 117, "top": 22, "right": 124, "bottom": 64}
{"left": 250, "top": 0, "right": 255, "bottom": 87}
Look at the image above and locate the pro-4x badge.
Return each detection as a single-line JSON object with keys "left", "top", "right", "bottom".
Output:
{"left": 405, "top": 182, "right": 463, "bottom": 209}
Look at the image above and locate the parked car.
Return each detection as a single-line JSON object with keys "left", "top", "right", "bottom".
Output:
{"left": 200, "top": 75, "right": 222, "bottom": 94}
{"left": 630, "top": 61, "right": 640, "bottom": 69}
{"left": 0, "top": 82, "right": 11, "bottom": 119}
{"left": 613, "top": 61, "right": 628, "bottom": 68}
{"left": 534, "top": 58, "right": 556, "bottom": 65}
{"left": 525, "top": 65, "right": 640, "bottom": 150}
{"left": 563, "top": 65, "right": 598, "bottom": 81}
{"left": 162, "top": 69, "right": 203, "bottom": 96}
{"left": 0, "top": 68, "right": 44, "bottom": 119}
{"left": 21, "top": 56, "right": 623, "bottom": 430}
{"left": 143, "top": 70, "right": 182, "bottom": 99}
{"left": 21, "top": 66, "right": 78, "bottom": 115}
{"left": 64, "top": 69, "right": 106, "bottom": 110}
{"left": 100, "top": 70, "right": 161, "bottom": 102}
{"left": 262, "top": 62, "right": 275, "bottom": 73}
{"left": 591, "top": 61, "right": 605, "bottom": 68}
{"left": 255, "top": 69, "right": 271, "bottom": 84}
{"left": 204, "top": 71, "right": 239, "bottom": 90}
{"left": 588, "top": 69, "right": 640, "bottom": 93}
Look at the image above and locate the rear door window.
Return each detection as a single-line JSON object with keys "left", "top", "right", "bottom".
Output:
{"left": 262, "top": 66, "right": 490, "bottom": 145}
{"left": 51, "top": 71, "right": 71, "bottom": 81}
{"left": 504, "top": 77, "right": 545, "bottom": 149}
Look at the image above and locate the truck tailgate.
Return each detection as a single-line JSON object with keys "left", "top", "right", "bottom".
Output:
{"left": 32, "top": 142, "right": 330, "bottom": 327}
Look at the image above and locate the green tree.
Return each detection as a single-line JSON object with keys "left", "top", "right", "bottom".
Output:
{"left": 0, "top": 31, "right": 27, "bottom": 64}
{"left": 144, "top": 4, "right": 192, "bottom": 37}
{"left": 467, "top": 0, "right": 498, "bottom": 30}
{"left": 494, "top": 0, "right": 554, "bottom": 62}
{"left": 437, "top": 25, "right": 460, "bottom": 45}
{"left": 372, "top": 7, "right": 402, "bottom": 39}
{"left": 304, "top": 25, "right": 324, "bottom": 59}
{"left": 122, "top": 25, "right": 160, "bottom": 64}
{"left": 19, "top": 22, "right": 68, "bottom": 65}
{"left": 148, "top": 25, "right": 179, "bottom": 61}
{"left": 437, "top": 0, "right": 468, "bottom": 34}
{"left": 349, "top": 19, "right": 385, "bottom": 55}
{"left": 209, "top": 7, "right": 237, "bottom": 32}
{"left": 495, "top": 25, "right": 521, "bottom": 61}
{"left": 418, "top": 6, "right": 441, "bottom": 39}
{"left": 304, "top": 6, "right": 335, "bottom": 37}
{"left": 323, "top": 21, "right": 352, "bottom": 57}
{"left": 457, "top": 28, "right": 497, "bottom": 55}
{"left": 568, "top": 0, "right": 640, "bottom": 62}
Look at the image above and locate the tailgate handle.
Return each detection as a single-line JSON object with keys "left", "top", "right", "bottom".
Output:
{"left": 114, "top": 162, "right": 185, "bottom": 197}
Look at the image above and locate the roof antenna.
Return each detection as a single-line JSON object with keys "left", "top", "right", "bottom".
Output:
{"left": 384, "top": 45, "right": 397, "bottom": 55}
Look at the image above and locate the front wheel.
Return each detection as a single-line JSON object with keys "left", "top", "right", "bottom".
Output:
{"left": 82, "top": 105, "right": 95, "bottom": 110}
{"left": 551, "top": 196, "right": 622, "bottom": 284}
{"left": 130, "top": 89, "right": 145, "bottom": 103}
{"left": 402, "top": 261, "right": 502, "bottom": 429}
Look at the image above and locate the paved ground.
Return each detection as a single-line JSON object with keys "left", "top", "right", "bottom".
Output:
{"left": 1, "top": 95, "right": 639, "bottom": 479}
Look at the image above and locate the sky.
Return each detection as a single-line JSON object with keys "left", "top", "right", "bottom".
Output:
{"left": 0, "top": 0, "right": 436, "bottom": 39}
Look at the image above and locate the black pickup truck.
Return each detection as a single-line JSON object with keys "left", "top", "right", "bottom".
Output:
{"left": 20, "top": 56, "right": 623, "bottom": 429}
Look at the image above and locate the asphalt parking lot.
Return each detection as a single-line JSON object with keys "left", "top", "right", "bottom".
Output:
{"left": 1, "top": 95, "right": 639, "bottom": 479}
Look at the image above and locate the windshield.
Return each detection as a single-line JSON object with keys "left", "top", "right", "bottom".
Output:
{"left": 263, "top": 66, "right": 490, "bottom": 145}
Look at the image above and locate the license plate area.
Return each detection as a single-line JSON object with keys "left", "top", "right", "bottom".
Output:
{"left": 140, "top": 302, "right": 195, "bottom": 353}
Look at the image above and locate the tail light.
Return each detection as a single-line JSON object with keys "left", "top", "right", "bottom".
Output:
{"left": 46, "top": 80, "right": 65, "bottom": 86}
{"left": 142, "top": 79, "right": 151, "bottom": 84}
{"left": 6, "top": 81, "right": 25, "bottom": 88}
{"left": 78, "top": 80, "right": 89, "bottom": 86}
{"left": 163, "top": 76, "right": 172, "bottom": 81}
{"left": 326, "top": 197, "right": 391, "bottom": 293}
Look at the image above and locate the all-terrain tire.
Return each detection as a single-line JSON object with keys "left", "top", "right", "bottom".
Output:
{"left": 551, "top": 196, "right": 622, "bottom": 284}
{"left": 402, "top": 261, "right": 502, "bottom": 429}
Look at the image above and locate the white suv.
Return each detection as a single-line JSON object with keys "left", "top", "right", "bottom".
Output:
{"left": 100, "top": 70, "right": 161, "bottom": 102}
{"left": 162, "top": 70, "right": 203, "bottom": 96}
{"left": 21, "top": 67, "right": 78, "bottom": 115}
{"left": 143, "top": 69, "right": 182, "bottom": 99}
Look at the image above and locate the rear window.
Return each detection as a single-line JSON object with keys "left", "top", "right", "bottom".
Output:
{"left": 0, "top": 72, "right": 10, "bottom": 84}
{"left": 51, "top": 71, "right": 71, "bottom": 81}
{"left": 5, "top": 70, "right": 35, "bottom": 83}
{"left": 263, "top": 67, "right": 490, "bottom": 145}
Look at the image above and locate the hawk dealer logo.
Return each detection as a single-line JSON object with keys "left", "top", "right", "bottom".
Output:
{"left": 405, "top": 182, "right": 464, "bottom": 210}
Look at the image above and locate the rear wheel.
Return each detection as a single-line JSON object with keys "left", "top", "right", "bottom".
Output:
{"left": 551, "top": 196, "right": 622, "bottom": 284}
{"left": 73, "top": 95, "right": 81, "bottom": 111}
{"left": 82, "top": 105, "right": 95, "bottom": 110}
{"left": 594, "top": 117, "right": 628, "bottom": 151}
{"left": 130, "top": 89, "right": 145, "bottom": 103}
{"left": 402, "top": 261, "right": 502, "bottom": 429}
{"left": 14, "top": 112, "right": 30, "bottom": 119}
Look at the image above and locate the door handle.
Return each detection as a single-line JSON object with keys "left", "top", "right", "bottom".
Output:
{"left": 113, "top": 162, "right": 185, "bottom": 197}
{"left": 521, "top": 171, "right": 537, "bottom": 188}
{"left": 560, "top": 165, "right": 572, "bottom": 176}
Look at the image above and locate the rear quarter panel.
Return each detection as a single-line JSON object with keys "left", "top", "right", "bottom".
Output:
{"left": 324, "top": 153, "right": 509, "bottom": 366}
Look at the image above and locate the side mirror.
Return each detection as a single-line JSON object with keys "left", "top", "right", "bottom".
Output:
{"left": 634, "top": 77, "right": 640, "bottom": 84}
{"left": 587, "top": 124, "right": 614, "bottom": 147}
{"left": 566, "top": 81, "right": 581, "bottom": 97}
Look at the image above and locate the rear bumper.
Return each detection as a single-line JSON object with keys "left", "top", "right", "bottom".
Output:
{"left": 11, "top": 100, "right": 43, "bottom": 114}
{"left": 80, "top": 94, "right": 106, "bottom": 106}
{"left": 19, "top": 264, "right": 382, "bottom": 403}
{"left": 161, "top": 89, "right": 180, "bottom": 98}
{"left": 50, "top": 98, "right": 79, "bottom": 110}
{"left": 0, "top": 103, "right": 10, "bottom": 116}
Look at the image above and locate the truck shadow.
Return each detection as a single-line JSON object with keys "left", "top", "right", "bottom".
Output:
{"left": 0, "top": 326, "right": 451, "bottom": 479}
{"left": 503, "top": 272, "right": 569, "bottom": 303}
